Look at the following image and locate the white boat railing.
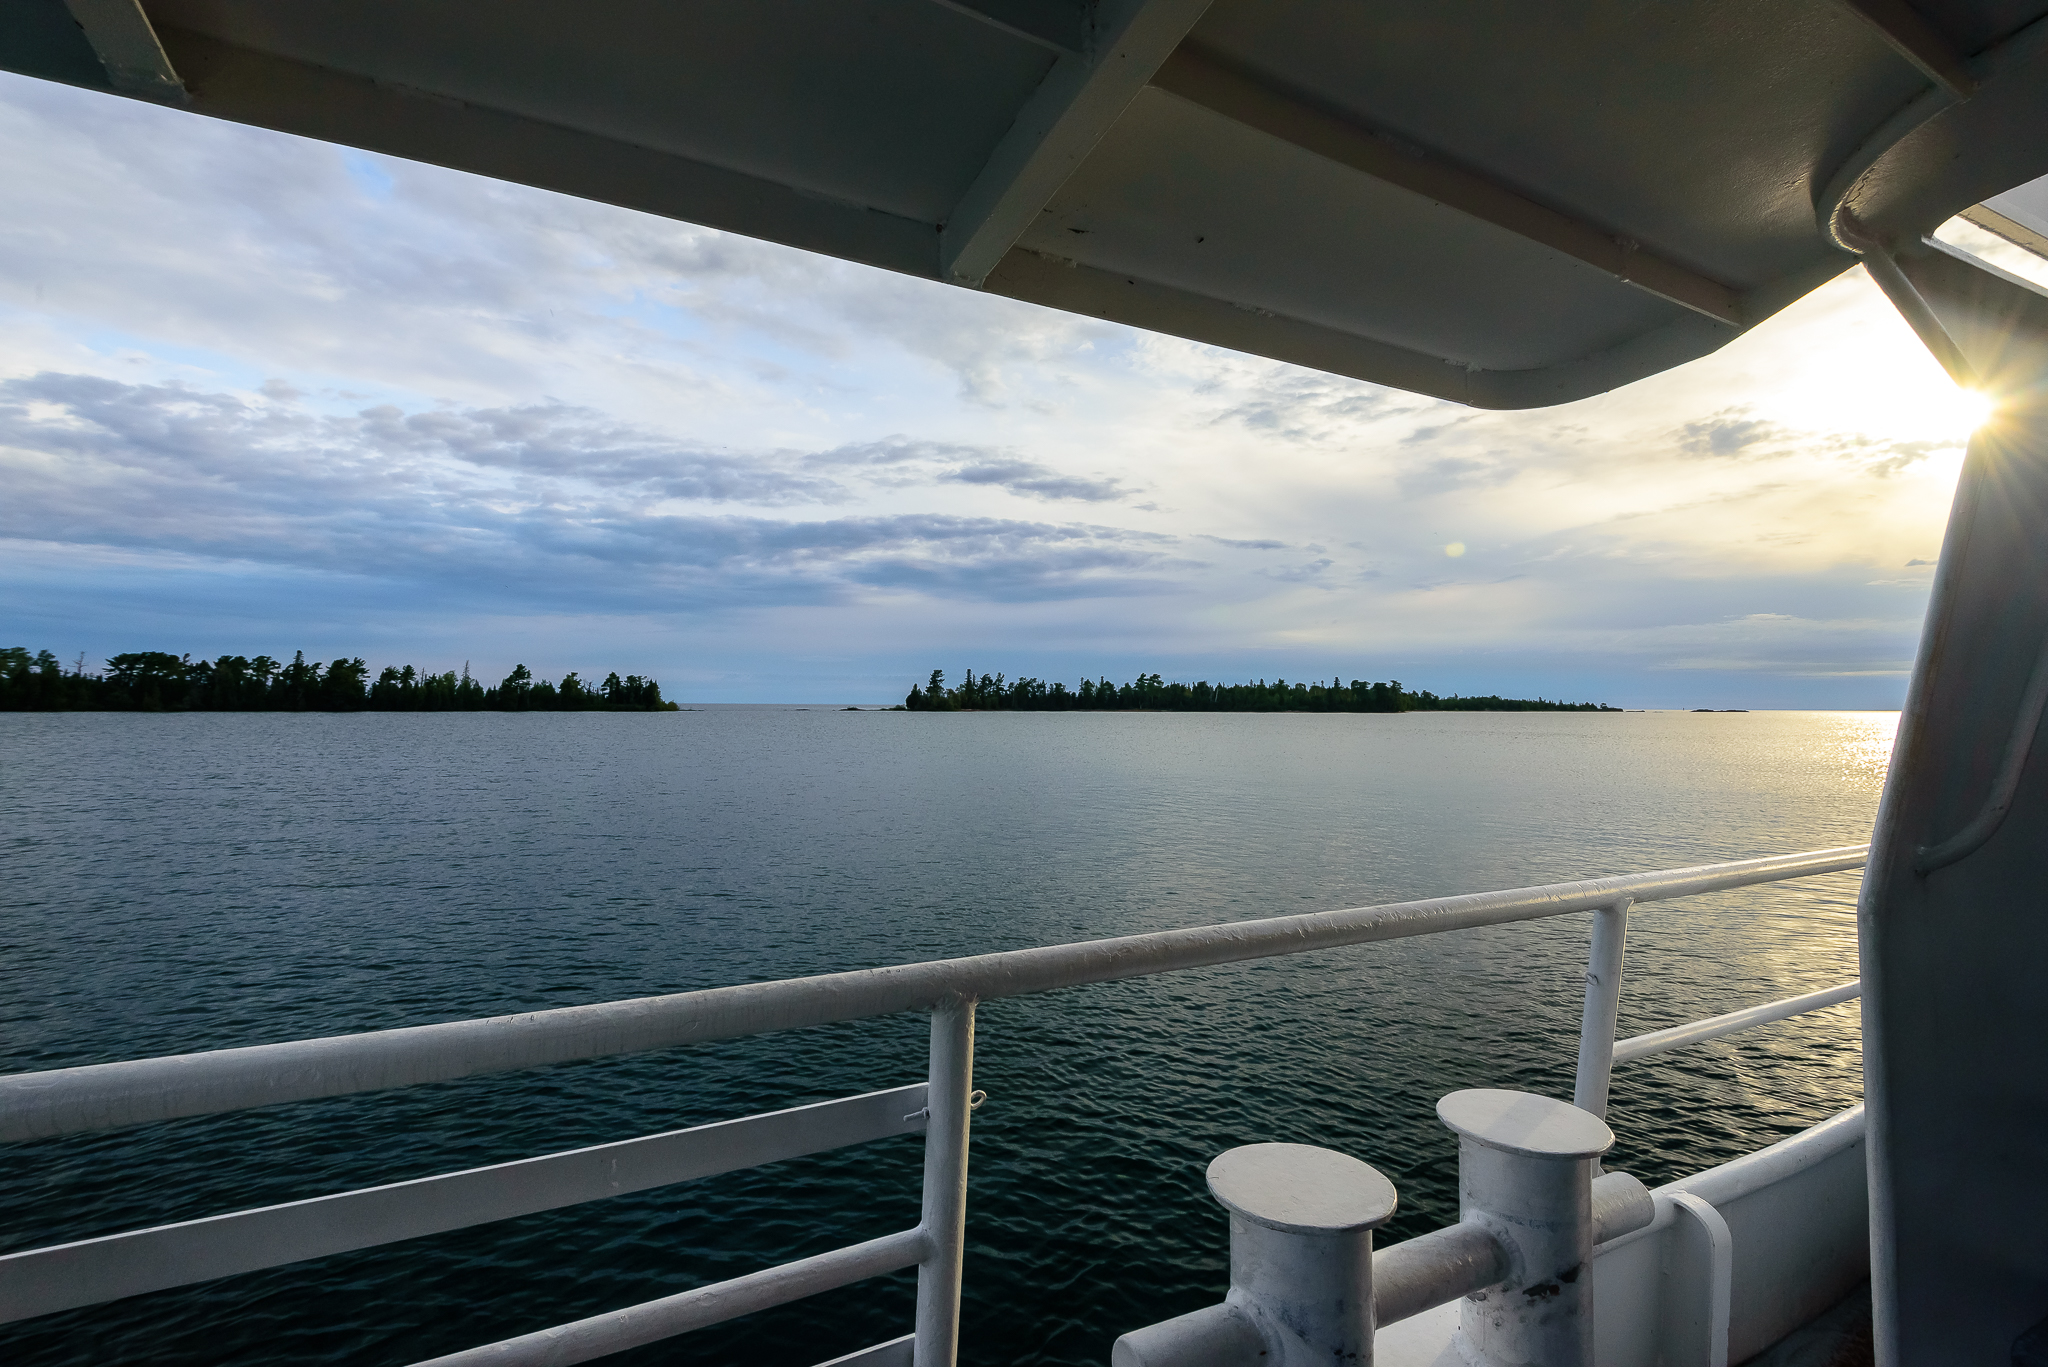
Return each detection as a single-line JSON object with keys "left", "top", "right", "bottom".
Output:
{"left": 0, "top": 844, "right": 1870, "bottom": 1367}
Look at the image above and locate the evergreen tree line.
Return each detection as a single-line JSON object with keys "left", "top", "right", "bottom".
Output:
{"left": 902, "top": 669, "right": 1617, "bottom": 713}
{"left": 0, "top": 648, "right": 676, "bottom": 712}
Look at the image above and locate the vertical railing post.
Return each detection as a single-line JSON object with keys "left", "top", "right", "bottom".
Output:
{"left": 1573, "top": 898, "right": 1632, "bottom": 1120}
{"left": 914, "top": 998, "right": 977, "bottom": 1367}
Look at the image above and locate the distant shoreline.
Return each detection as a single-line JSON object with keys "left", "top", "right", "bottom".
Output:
{"left": 1, "top": 647, "right": 677, "bottom": 712}
{"left": 897, "top": 668, "right": 1619, "bottom": 714}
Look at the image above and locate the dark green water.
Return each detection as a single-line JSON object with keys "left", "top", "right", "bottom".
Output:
{"left": 0, "top": 708, "right": 1885, "bottom": 1365}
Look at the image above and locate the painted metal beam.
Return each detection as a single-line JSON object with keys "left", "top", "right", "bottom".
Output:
{"left": 1148, "top": 45, "right": 1745, "bottom": 327}
{"left": 61, "top": 0, "right": 182, "bottom": 101}
{"left": 924, "top": 0, "right": 1085, "bottom": 55}
{"left": 1960, "top": 203, "right": 2048, "bottom": 260}
{"left": 939, "top": 0, "right": 1214, "bottom": 285}
{"left": 985, "top": 247, "right": 1762, "bottom": 410}
{"left": 1852, "top": 233, "right": 1983, "bottom": 388}
{"left": 155, "top": 31, "right": 939, "bottom": 282}
{"left": 1831, "top": 0, "right": 1977, "bottom": 101}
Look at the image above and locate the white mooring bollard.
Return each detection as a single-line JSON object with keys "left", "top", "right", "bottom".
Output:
{"left": 1113, "top": 1091, "right": 1627, "bottom": 1367}
{"left": 1437, "top": 1088, "right": 1614, "bottom": 1367}
{"left": 1113, "top": 1142, "right": 1398, "bottom": 1367}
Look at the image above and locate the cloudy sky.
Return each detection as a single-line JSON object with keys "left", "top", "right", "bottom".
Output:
{"left": 0, "top": 72, "right": 2025, "bottom": 706}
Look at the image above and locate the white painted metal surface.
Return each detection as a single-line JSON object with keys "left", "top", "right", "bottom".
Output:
{"left": 1373, "top": 1104, "right": 1867, "bottom": 1367}
{"left": 1845, "top": 236, "right": 2048, "bottom": 1362}
{"left": 404, "top": 1228, "right": 929, "bottom": 1367}
{"left": 1866, "top": 240, "right": 1984, "bottom": 386}
{"left": 913, "top": 1003, "right": 976, "bottom": 1367}
{"left": 0, "top": 846, "right": 1872, "bottom": 1365}
{"left": 0, "top": 1083, "right": 928, "bottom": 1324}
{"left": 1113, "top": 1141, "right": 1442, "bottom": 1366}
{"left": 1110, "top": 1303, "right": 1265, "bottom": 1367}
{"left": 0, "top": 844, "right": 1867, "bottom": 1144}
{"left": 1438, "top": 1091, "right": 1612, "bottom": 1367}
{"left": 938, "top": 0, "right": 1213, "bottom": 286}
{"left": 11, "top": 2, "right": 2047, "bottom": 406}
{"left": 1118, "top": 1165, "right": 1654, "bottom": 1361}
{"left": 1609, "top": 980, "right": 1861, "bottom": 1064}
{"left": 813, "top": 1334, "right": 916, "bottom": 1367}
{"left": 1118, "top": 1096, "right": 1667, "bottom": 1365}
{"left": 1667, "top": 1195, "right": 1733, "bottom": 1367}
{"left": 1371, "top": 1170, "right": 1653, "bottom": 1337}
{"left": 1371, "top": 1222, "right": 1510, "bottom": 1332}
{"left": 1966, "top": 171, "right": 2048, "bottom": 257}
{"left": 1911, "top": 629, "right": 2048, "bottom": 872}
{"left": 1208, "top": 1144, "right": 1395, "bottom": 1366}
{"left": 1571, "top": 898, "right": 1631, "bottom": 1119}
{"left": 12, "top": 3, "right": 2048, "bottom": 1354}
{"left": 58, "top": 0, "right": 182, "bottom": 100}
{"left": 1113, "top": 883, "right": 1873, "bottom": 1367}
{"left": 1607, "top": 1106, "right": 1869, "bottom": 1367}
{"left": 1836, "top": 0, "right": 1979, "bottom": 100}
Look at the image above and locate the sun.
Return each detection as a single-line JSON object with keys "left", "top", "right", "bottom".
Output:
{"left": 1933, "top": 386, "right": 1997, "bottom": 433}
{"left": 1737, "top": 273, "right": 2006, "bottom": 443}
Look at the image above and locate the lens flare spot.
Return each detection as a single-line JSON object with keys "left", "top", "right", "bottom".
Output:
{"left": 1941, "top": 387, "right": 1996, "bottom": 432}
{"left": 1444, "top": 542, "right": 1466, "bottom": 557}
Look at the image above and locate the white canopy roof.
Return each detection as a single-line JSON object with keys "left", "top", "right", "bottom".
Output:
{"left": 8, "top": 0, "right": 2048, "bottom": 406}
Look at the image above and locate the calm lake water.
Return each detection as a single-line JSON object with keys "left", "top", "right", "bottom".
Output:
{"left": 0, "top": 708, "right": 1889, "bottom": 1366}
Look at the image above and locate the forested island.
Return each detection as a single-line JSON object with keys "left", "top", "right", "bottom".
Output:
{"left": 902, "top": 669, "right": 1616, "bottom": 713}
{"left": 0, "top": 647, "right": 675, "bottom": 711}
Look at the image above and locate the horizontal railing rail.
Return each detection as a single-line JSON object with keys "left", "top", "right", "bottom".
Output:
{"left": 0, "top": 844, "right": 1869, "bottom": 1144}
{"left": 816, "top": 1335, "right": 915, "bottom": 1367}
{"left": 1612, "top": 980, "right": 1862, "bottom": 1064}
{"left": 0, "top": 842, "right": 1872, "bottom": 1367}
{"left": 0, "top": 1084, "right": 929, "bottom": 1325}
{"left": 410, "top": 1227, "right": 932, "bottom": 1367}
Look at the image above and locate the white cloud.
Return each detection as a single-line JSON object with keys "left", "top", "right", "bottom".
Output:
{"left": 0, "top": 71, "right": 1989, "bottom": 703}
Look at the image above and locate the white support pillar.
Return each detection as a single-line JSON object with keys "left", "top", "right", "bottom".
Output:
{"left": 1573, "top": 898, "right": 1633, "bottom": 1120}
{"left": 914, "top": 1000, "right": 976, "bottom": 1367}
{"left": 1854, "top": 242, "right": 2048, "bottom": 1363}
